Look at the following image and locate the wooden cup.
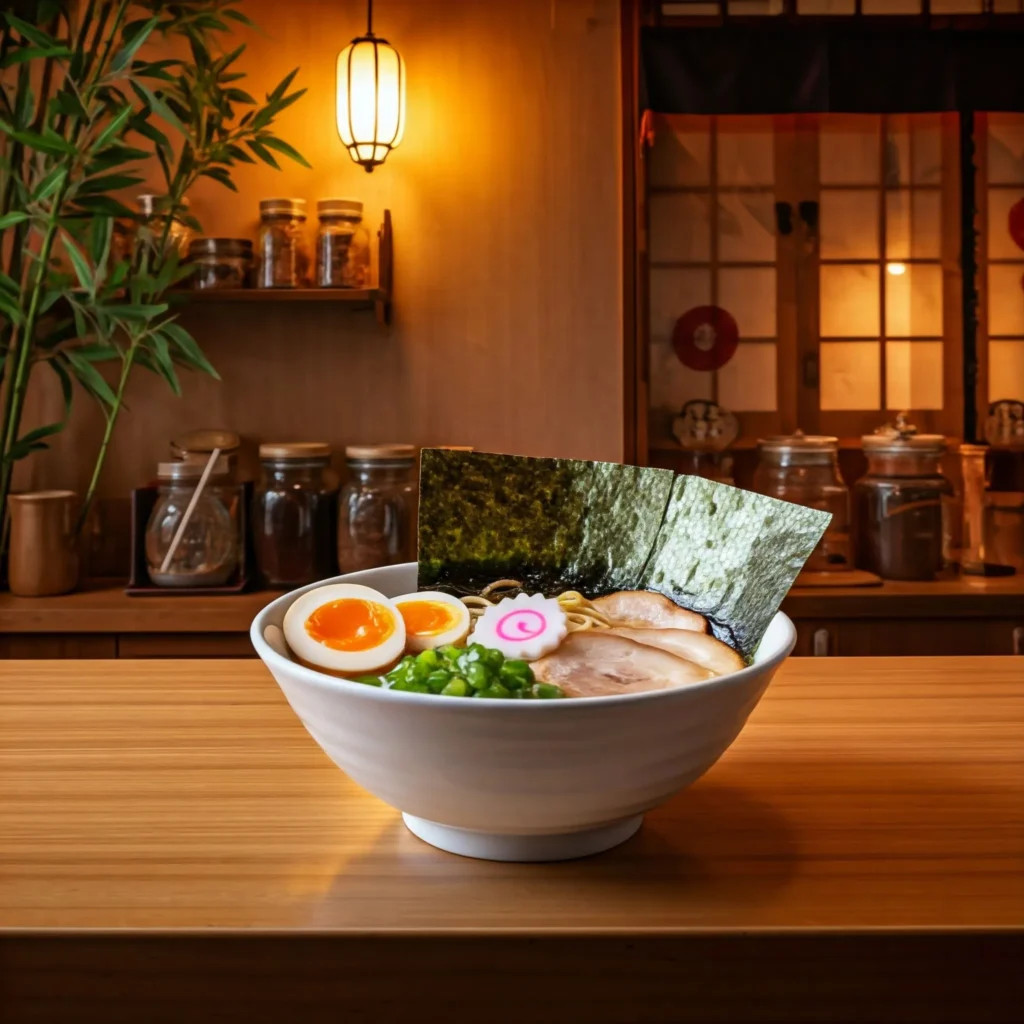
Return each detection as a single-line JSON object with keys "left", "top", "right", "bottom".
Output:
{"left": 6, "top": 490, "right": 79, "bottom": 597}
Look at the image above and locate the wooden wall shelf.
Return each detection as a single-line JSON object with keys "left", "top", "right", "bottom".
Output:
{"left": 182, "top": 209, "right": 394, "bottom": 325}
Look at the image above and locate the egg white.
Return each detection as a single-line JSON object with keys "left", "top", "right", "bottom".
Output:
{"left": 393, "top": 591, "right": 471, "bottom": 652}
{"left": 283, "top": 583, "right": 406, "bottom": 675}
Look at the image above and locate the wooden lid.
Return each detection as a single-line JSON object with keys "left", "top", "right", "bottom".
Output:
{"left": 171, "top": 428, "right": 240, "bottom": 456}
{"left": 259, "top": 442, "right": 332, "bottom": 460}
{"left": 344, "top": 444, "right": 416, "bottom": 461}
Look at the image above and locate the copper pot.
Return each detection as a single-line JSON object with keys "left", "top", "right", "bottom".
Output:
{"left": 6, "top": 490, "right": 79, "bottom": 597}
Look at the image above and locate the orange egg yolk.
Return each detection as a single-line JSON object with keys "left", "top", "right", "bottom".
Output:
{"left": 397, "top": 600, "right": 459, "bottom": 637}
{"left": 304, "top": 599, "right": 395, "bottom": 651}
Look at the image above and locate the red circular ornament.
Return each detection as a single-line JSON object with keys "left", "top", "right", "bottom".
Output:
{"left": 1008, "top": 198, "right": 1024, "bottom": 253}
{"left": 672, "top": 305, "right": 739, "bottom": 372}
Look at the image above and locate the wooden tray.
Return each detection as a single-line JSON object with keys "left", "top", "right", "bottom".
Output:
{"left": 126, "top": 482, "right": 256, "bottom": 596}
{"left": 794, "top": 569, "right": 883, "bottom": 588}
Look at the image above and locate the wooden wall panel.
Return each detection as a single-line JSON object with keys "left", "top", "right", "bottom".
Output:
{"left": 16, "top": 0, "right": 623, "bottom": 504}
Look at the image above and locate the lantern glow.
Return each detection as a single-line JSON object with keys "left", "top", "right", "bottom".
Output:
{"left": 336, "top": 0, "right": 405, "bottom": 172}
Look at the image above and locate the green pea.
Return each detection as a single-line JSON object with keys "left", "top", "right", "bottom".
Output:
{"left": 440, "top": 678, "right": 469, "bottom": 697}
{"left": 482, "top": 648, "right": 505, "bottom": 672}
{"left": 478, "top": 682, "right": 511, "bottom": 700}
{"left": 531, "top": 682, "right": 564, "bottom": 699}
{"left": 465, "top": 662, "right": 491, "bottom": 690}
{"left": 355, "top": 675, "right": 383, "bottom": 687}
{"left": 425, "top": 670, "right": 452, "bottom": 693}
{"left": 416, "top": 648, "right": 441, "bottom": 670}
{"left": 500, "top": 660, "right": 534, "bottom": 687}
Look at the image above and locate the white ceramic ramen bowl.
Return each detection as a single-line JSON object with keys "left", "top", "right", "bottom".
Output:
{"left": 251, "top": 563, "right": 796, "bottom": 863}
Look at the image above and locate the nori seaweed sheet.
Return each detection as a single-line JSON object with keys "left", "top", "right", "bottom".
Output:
{"left": 417, "top": 449, "right": 830, "bottom": 659}
{"left": 417, "top": 449, "right": 676, "bottom": 598}
{"left": 640, "top": 475, "right": 831, "bottom": 658}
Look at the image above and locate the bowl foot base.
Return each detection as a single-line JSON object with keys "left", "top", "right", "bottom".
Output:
{"left": 401, "top": 813, "right": 643, "bottom": 862}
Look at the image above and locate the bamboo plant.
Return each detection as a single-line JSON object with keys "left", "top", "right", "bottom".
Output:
{"left": 0, "top": 0, "right": 309, "bottom": 562}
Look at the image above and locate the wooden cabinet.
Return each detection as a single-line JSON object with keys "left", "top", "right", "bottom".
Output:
{"left": 794, "top": 618, "right": 1024, "bottom": 658}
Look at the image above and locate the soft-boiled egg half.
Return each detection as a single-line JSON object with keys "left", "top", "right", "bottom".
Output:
{"left": 393, "top": 591, "right": 471, "bottom": 651}
{"left": 283, "top": 584, "right": 406, "bottom": 675}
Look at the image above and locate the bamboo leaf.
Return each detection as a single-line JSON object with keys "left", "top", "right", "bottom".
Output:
{"left": 148, "top": 332, "right": 181, "bottom": 395}
{"left": 257, "top": 135, "right": 311, "bottom": 169}
{"left": 111, "top": 16, "right": 159, "bottom": 73}
{"left": 199, "top": 166, "right": 237, "bottom": 191}
{"left": 32, "top": 164, "right": 67, "bottom": 202}
{"left": 222, "top": 8, "right": 257, "bottom": 28}
{"left": 2, "top": 13, "right": 60, "bottom": 49}
{"left": 162, "top": 321, "right": 218, "bottom": 378}
{"left": 64, "top": 349, "right": 118, "bottom": 408}
{"left": 129, "top": 79, "right": 187, "bottom": 135}
{"left": 0, "top": 292, "right": 25, "bottom": 326}
{"left": 1, "top": 44, "right": 73, "bottom": 68}
{"left": 224, "top": 87, "right": 255, "bottom": 105}
{"left": 73, "top": 195, "right": 135, "bottom": 217}
{"left": 270, "top": 88, "right": 306, "bottom": 116}
{"left": 92, "top": 103, "right": 134, "bottom": 152}
{"left": 0, "top": 211, "right": 29, "bottom": 229}
{"left": 63, "top": 235, "right": 94, "bottom": 291}
{"left": 89, "top": 215, "right": 113, "bottom": 268}
{"left": 78, "top": 172, "right": 145, "bottom": 195}
{"left": 0, "top": 120, "right": 75, "bottom": 155}
{"left": 245, "top": 138, "right": 279, "bottom": 169}
{"left": 112, "top": 302, "right": 170, "bottom": 320}
{"left": 268, "top": 67, "right": 299, "bottom": 105}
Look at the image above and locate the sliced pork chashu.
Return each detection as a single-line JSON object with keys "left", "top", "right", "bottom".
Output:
{"left": 531, "top": 631, "right": 713, "bottom": 698}
{"left": 609, "top": 627, "right": 743, "bottom": 677}
{"left": 592, "top": 590, "right": 706, "bottom": 633}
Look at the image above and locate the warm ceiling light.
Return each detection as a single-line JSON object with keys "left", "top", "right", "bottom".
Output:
{"left": 336, "top": 0, "right": 406, "bottom": 172}
{"left": 886, "top": 262, "right": 907, "bottom": 276}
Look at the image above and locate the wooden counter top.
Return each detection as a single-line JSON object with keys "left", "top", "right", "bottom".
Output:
{"left": 1, "top": 575, "right": 1023, "bottom": 637}
{"left": 0, "top": 658, "right": 1021, "bottom": 1021}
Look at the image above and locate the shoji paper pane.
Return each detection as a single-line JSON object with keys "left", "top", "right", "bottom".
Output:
{"left": 649, "top": 116, "right": 710, "bottom": 188}
{"left": 717, "top": 192, "right": 776, "bottom": 263}
{"left": 820, "top": 342, "right": 882, "bottom": 410}
{"left": 649, "top": 194, "right": 711, "bottom": 263}
{"left": 931, "top": 0, "right": 983, "bottom": 10}
{"left": 987, "top": 116, "right": 1024, "bottom": 186}
{"left": 992, "top": 0, "right": 1024, "bottom": 12}
{"left": 886, "top": 191, "right": 941, "bottom": 260}
{"left": 862, "top": 0, "right": 920, "bottom": 11}
{"left": 887, "top": 116, "right": 943, "bottom": 185}
{"left": 718, "top": 343, "right": 778, "bottom": 412}
{"left": 988, "top": 341, "right": 1024, "bottom": 401}
{"left": 886, "top": 341, "right": 944, "bottom": 410}
{"left": 987, "top": 189, "right": 1024, "bottom": 260}
{"left": 820, "top": 190, "right": 879, "bottom": 260}
{"left": 988, "top": 264, "right": 1024, "bottom": 336}
{"left": 719, "top": 267, "right": 776, "bottom": 337}
{"left": 649, "top": 268, "right": 714, "bottom": 416}
{"left": 650, "top": 268, "right": 712, "bottom": 342}
{"left": 821, "top": 264, "right": 881, "bottom": 337}
{"left": 798, "top": 0, "right": 855, "bottom": 11}
{"left": 728, "top": 0, "right": 785, "bottom": 11}
{"left": 820, "top": 117, "right": 880, "bottom": 185}
{"left": 886, "top": 264, "right": 943, "bottom": 338}
{"left": 717, "top": 119, "right": 774, "bottom": 187}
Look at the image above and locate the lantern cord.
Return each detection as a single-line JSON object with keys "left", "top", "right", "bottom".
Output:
{"left": 367, "top": 0, "right": 374, "bottom": 36}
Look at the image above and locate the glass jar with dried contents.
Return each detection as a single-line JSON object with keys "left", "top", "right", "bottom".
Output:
{"left": 338, "top": 445, "right": 418, "bottom": 573}
{"left": 145, "top": 458, "right": 238, "bottom": 587}
{"left": 257, "top": 198, "right": 310, "bottom": 288}
{"left": 316, "top": 198, "right": 371, "bottom": 288}
{"left": 753, "top": 433, "right": 851, "bottom": 572}
{"left": 253, "top": 443, "right": 340, "bottom": 588}
{"left": 855, "top": 418, "right": 953, "bottom": 581}
{"left": 136, "top": 193, "right": 192, "bottom": 258}
{"left": 188, "top": 238, "right": 253, "bottom": 290}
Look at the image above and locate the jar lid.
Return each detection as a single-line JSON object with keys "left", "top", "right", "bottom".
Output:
{"left": 862, "top": 414, "right": 945, "bottom": 454}
{"left": 345, "top": 443, "right": 416, "bottom": 461}
{"left": 259, "top": 197, "right": 307, "bottom": 218}
{"left": 758, "top": 431, "right": 838, "bottom": 454}
{"left": 158, "top": 456, "right": 231, "bottom": 480}
{"left": 171, "top": 428, "right": 241, "bottom": 456}
{"left": 317, "top": 198, "right": 363, "bottom": 218}
{"left": 259, "top": 442, "right": 332, "bottom": 460}
{"left": 137, "top": 193, "right": 188, "bottom": 216}
{"left": 187, "top": 237, "right": 253, "bottom": 258}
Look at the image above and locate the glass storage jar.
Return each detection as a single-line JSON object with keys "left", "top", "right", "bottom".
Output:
{"left": 854, "top": 418, "right": 952, "bottom": 581}
{"left": 316, "top": 198, "right": 371, "bottom": 288}
{"left": 253, "top": 443, "right": 339, "bottom": 588}
{"left": 338, "top": 444, "right": 418, "bottom": 573}
{"left": 136, "top": 193, "right": 192, "bottom": 258}
{"left": 145, "top": 459, "right": 238, "bottom": 587}
{"left": 188, "top": 238, "right": 253, "bottom": 289}
{"left": 753, "top": 433, "right": 851, "bottom": 571}
{"left": 256, "top": 198, "right": 310, "bottom": 288}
